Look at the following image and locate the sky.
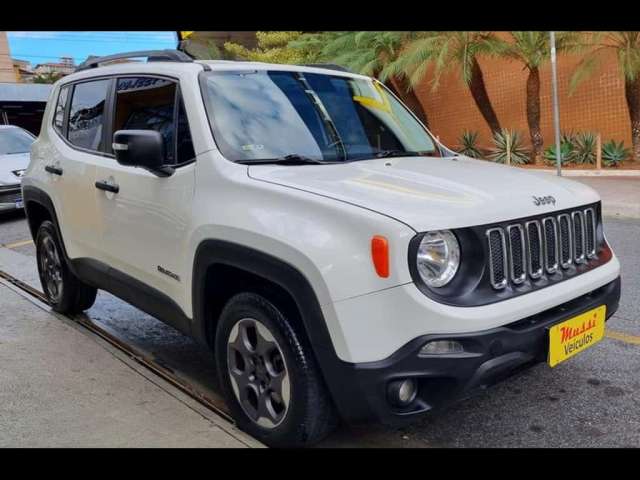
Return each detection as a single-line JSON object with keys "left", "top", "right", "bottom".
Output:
{"left": 7, "top": 31, "right": 179, "bottom": 66}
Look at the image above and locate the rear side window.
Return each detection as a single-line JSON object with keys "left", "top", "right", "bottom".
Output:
{"left": 53, "top": 85, "right": 69, "bottom": 134}
{"left": 68, "top": 79, "right": 110, "bottom": 152}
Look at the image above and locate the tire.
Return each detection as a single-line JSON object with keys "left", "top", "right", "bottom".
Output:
{"left": 36, "top": 220, "right": 97, "bottom": 314}
{"left": 215, "top": 292, "right": 338, "bottom": 447}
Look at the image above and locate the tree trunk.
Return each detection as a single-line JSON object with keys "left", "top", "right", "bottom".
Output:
{"left": 624, "top": 76, "right": 640, "bottom": 163}
{"left": 387, "top": 76, "right": 430, "bottom": 129}
{"left": 468, "top": 57, "right": 501, "bottom": 134}
{"left": 526, "top": 66, "right": 544, "bottom": 165}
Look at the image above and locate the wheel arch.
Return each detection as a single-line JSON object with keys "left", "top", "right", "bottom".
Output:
{"left": 191, "top": 239, "right": 356, "bottom": 417}
{"left": 191, "top": 240, "right": 334, "bottom": 351}
{"left": 22, "top": 185, "right": 81, "bottom": 276}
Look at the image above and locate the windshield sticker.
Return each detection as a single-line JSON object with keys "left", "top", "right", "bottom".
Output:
{"left": 241, "top": 144, "right": 265, "bottom": 151}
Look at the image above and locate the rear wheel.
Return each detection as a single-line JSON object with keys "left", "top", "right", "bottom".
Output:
{"left": 36, "top": 220, "right": 97, "bottom": 314}
{"left": 215, "top": 292, "right": 337, "bottom": 447}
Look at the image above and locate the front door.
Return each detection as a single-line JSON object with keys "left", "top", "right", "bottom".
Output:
{"left": 93, "top": 76, "right": 196, "bottom": 306}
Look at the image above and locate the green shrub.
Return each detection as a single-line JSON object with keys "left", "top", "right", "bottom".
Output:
{"left": 544, "top": 141, "right": 574, "bottom": 166}
{"left": 573, "top": 132, "right": 597, "bottom": 164}
{"left": 489, "top": 130, "right": 529, "bottom": 165}
{"left": 544, "top": 132, "right": 576, "bottom": 166}
{"left": 601, "top": 140, "right": 630, "bottom": 167}
{"left": 457, "top": 130, "right": 483, "bottom": 158}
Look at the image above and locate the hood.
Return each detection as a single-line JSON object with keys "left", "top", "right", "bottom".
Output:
{"left": 248, "top": 155, "right": 600, "bottom": 232}
{"left": 0, "top": 152, "right": 30, "bottom": 186}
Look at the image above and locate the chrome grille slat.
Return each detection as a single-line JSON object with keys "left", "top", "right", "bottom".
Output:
{"left": 542, "top": 217, "right": 559, "bottom": 274}
{"left": 572, "top": 211, "right": 586, "bottom": 263}
{"left": 484, "top": 206, "right": 599, "bottom": 290}
{"left": 507, "top": 224, "right": 526, "bottom": 284}
{"left": 486, "top": 228, "right": 507, "bottom": 290}
{"left": 558, "top": 213, "right": 573, "bottom": 269}
{"left": 525, "top": 220, "right": 543, "bottom": 279}
{"left": 584, "top": 208, "right": 597, "bottom": 258}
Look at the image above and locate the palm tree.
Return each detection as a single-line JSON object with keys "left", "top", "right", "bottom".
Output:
{"left": 293, "top": 31, "right": 431, "bottom": 127}
{"left": 570, "top": 32, "right": 640, "bottom": 162}
{"left": 492, "top": 32, "right": 574, "bottom": 164}
{"left": 384, "top": 31, "right": 502, "bottom": 134}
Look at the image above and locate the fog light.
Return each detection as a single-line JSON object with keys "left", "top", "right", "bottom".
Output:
{"left": 419, "top": 340, "right": 464, "bottom": 356}
{"left": 387, "top": 378, "right": 417, "bottom": 407}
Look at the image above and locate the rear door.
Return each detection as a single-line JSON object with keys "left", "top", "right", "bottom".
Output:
{"left": 92, "top": 76, "right": 196, "bottom": 304}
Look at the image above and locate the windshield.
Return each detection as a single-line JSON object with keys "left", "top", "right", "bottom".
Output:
{"left": 201, "top": 70, "right": 438, "bottom": 163}
{"left": 0, "top": 127, "right": 35, "bottom": 155}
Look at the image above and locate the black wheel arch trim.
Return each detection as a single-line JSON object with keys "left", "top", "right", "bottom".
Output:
{"left": 191, "top": 239, "right": 360, "bottom": 420}
{"left": 22, "top": 185, "right": 80, "bottom": 277}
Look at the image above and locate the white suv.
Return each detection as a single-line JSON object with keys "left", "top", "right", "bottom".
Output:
{"left": 23, "top": 50, "right": 621, "bottom": 447}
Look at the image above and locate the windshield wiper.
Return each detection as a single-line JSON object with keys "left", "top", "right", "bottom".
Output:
{"left": 238, "top": 154, "right": 339, "bottom": 166}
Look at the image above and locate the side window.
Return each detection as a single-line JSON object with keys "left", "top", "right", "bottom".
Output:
{"left": 53, "top": 85, "right": 69, "bottom": 134}
{"left": 68, "top": 79, "right": 110, "bottom": 152}
{"left": 176, "top": 94, "right": 195, "bottom": 164}
{"left": 113, "top": 77, "right": 177, "bottom": 164}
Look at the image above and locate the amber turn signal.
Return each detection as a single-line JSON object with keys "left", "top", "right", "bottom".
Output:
{"left": 371, "top": 235, "right": 390, "bottom": 278}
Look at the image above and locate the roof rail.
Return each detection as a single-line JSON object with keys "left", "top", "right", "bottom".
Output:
{"left": 76, "top": 50, "right": 194, "bottom": 72}
{"left": 302, "top": 64, "right": 353, "bottom": 73}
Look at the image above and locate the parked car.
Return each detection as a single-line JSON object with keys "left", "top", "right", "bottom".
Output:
{"left": 0, "top": 125, "right": 34, "bottom": 213}
{"left": 22, "top": 51, "right": 621, "bottom": 447}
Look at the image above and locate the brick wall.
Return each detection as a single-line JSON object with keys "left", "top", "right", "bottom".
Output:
{"left": 414, "top": 47, "right": 631, "bottom": 152}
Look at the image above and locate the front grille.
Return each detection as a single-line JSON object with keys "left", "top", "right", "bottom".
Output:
{"left": 486, "top": 206, "right": 600, "bottom": 290}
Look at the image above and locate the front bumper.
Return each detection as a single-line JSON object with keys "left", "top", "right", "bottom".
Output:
{"left": 325, "top": 276, "right": 620, "bottom": 424}
{"left": 0, "top": 185, "right": 23, "bottom": 212}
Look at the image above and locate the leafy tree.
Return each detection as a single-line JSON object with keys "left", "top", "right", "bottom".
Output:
{"left": 570, "top": 32, "right": 640, "bottom": 162}
{"left": 223, "top": 31, "right": 320, "bottom": 64}
{"left": 384, "top": 31, "right": 503, "bottom": 134}
{"left": 293, "top": 31, "right": 430, "bottom": 127}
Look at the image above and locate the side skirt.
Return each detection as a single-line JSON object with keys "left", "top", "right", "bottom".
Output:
{"left": 71, "top": 258, "right": 192, "bottom": 337}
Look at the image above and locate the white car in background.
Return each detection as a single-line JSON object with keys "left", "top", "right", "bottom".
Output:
{"left": 0, "top": 125, "right": 35, "bottom": 213}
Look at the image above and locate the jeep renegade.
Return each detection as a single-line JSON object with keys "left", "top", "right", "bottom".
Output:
{"left": 22, "top": 50, "right": 621, "bottom": 447}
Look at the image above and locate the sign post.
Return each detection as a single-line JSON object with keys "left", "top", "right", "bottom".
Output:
{"left": 550, "top": 31, "right": 562, "bottom": 176}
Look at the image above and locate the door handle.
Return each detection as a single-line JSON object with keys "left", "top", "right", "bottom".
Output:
{"left": 45, "top": 165, "right": 63, "bottom": 176}
{"left": 95, "top": 180, "right": 119, "bottom": 194}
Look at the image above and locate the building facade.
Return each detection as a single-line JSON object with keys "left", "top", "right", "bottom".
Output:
{"left": 0, "top": 32, "right": 18, "bottom": 83}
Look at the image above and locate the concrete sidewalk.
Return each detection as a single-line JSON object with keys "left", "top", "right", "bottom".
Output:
{"left": 0, "top": 281, "right": 260, "bottom": 448}
{"left": 571, "top": 177, "right": 640, "bottom": 219}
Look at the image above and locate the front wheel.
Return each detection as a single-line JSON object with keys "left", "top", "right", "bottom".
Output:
{"left": 215, "top": 292, "right": 337, "bottom": 447}
{"left": 36, "top": 220, "right": 97, "bottom": 314}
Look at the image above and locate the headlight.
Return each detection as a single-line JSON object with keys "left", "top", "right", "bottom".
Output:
{"left": 416, "top": 230, "right": 460, "bottom": 288}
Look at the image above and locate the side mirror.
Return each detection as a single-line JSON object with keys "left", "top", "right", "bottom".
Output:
{"left": 112, "top": 130, "right": 174, "bottom": 177}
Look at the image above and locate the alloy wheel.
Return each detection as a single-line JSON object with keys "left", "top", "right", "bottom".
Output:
{"left": 39, "top": 234, "right": 63, "bottom": 303}
{"left": 227, "top": 317, "right": 291, "bottom": 429}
